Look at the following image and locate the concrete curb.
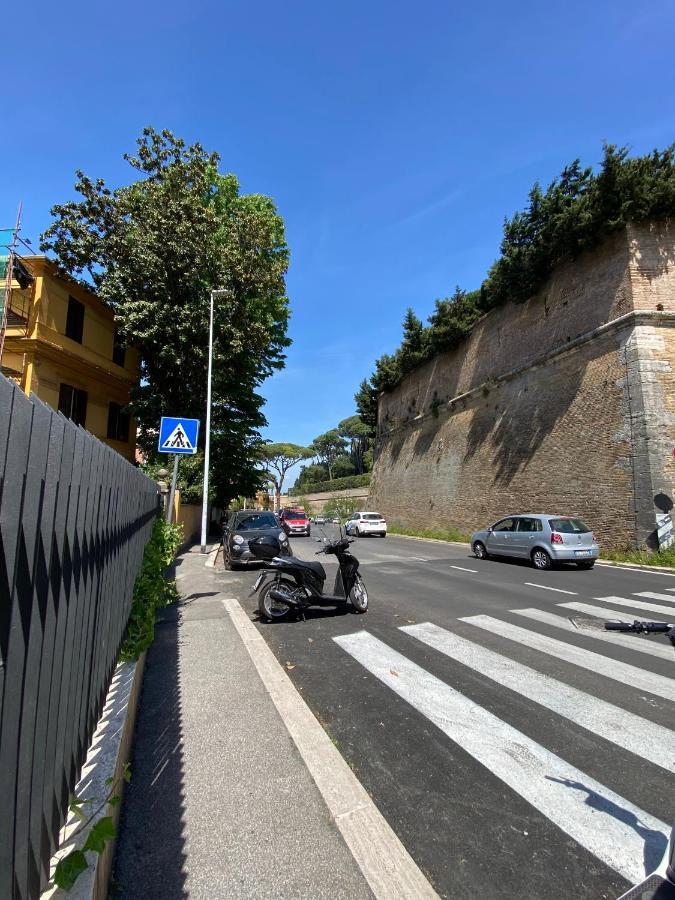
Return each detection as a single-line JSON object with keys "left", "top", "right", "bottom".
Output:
{"left": 43, "top": 652, "right": 147, "bottom": 900}
{"left": 596, "top": 560, "right": 675, "bottom": 574}
{"left": 223, "top": 597, "right": 439, "bottom": 900}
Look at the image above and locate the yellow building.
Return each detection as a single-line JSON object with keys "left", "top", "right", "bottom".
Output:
{"left": 2, "top": 256, "right": 140, "bottom": 462}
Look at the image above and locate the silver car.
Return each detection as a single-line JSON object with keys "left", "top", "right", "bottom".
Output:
{"left": 471, "top": 514, "right": 599, "bottom": 570}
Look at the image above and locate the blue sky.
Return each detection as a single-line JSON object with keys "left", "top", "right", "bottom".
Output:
{"left": 3, "top": 0, "right": 674, "bottom": 454}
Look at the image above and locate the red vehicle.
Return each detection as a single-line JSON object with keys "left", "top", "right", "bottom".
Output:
{"left": 280, "top": 507, "right": 311, "bottom": 537}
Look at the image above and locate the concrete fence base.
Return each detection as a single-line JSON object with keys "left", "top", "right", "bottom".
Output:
{"left": 43, "top": 652, "right": 147, "bottom": 900}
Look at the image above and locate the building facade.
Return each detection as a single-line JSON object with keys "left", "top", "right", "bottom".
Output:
{"left": 2, "top": 256, "right": 139, "bottom": 462}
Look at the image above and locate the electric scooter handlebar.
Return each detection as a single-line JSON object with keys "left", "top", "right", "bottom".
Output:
{"left": 605, "top": 620, "right": 674, "bottom": 634}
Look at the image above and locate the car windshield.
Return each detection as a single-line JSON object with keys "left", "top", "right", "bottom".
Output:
{"left": 363, "top": 514, "right": 383, "bottom": 520}
{"left": 548, "top": 517, "right": 591, "bottom": 534}
{"left": 286, "top": 510, "right": 306, "bottom": 519}
{"left": 235, "top": 513, "right": 277, "bottom": 530}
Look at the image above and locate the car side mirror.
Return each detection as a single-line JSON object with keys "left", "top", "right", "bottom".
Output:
{"left": 487, "top": 527, "right": 493, "bottom": 533}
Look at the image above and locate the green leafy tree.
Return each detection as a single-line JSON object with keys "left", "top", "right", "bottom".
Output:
{"left": 294, "top": 462, "right": 329, "bottom": 489}
{"left": 41, "top": 127, "right": 290, "bottom": 503}
{"left": 332, "top": 455, "right": 356, "bottom": 478}
{"left": 338, "top": 414, "right": 371, "bottom": 474}
{"left": 397, "top": 308, "right": 426, "bottom": 375}
{"left": 354, "top": 378, "right": 378, "bottom": 436}
{"left": 311, "top": 429, "right": 348, "bottom": 480}
{"left": 259, "top": 442, "right": 313, "bottom": 509}
{"left": 322, "top": 495, "right": 359, "bottom": 521}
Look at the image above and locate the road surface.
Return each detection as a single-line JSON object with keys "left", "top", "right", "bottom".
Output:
{"left": 218, "top": 530, "right": 675, "bottom": 899}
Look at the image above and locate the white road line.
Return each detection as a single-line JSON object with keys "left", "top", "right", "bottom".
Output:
{"left": 461, "top": 615, "right": 675, "bottom": 702}
{"left": 333, "top": 630, "right": 668, "bottom": 885}
{"left": 636, "top": 591, "right": 675, "bottom": 604}
{"left": 223, "top": 600, "right": 439, "bottom": 900}
{"left": 589, "top": 596, "right": 675, "bottom": 618}
{"left": 513, "top": 606, "right": 675, "bottom": 662}
{"left": 449, "top": 565, "right": 478, "bottom": 573}
{"left": 402, "top": 622, "right": 674, "bottom": 772}
{"left": 523, "top": 582, "right": 578, "bottom": 596}
{"left": 596, "top": 564, "right": 675, "bottom": 578}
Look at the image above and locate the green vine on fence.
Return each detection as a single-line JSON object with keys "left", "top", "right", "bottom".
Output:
{"left": 119, "top": 516, "right": 183, "bottom": 661}
{"left": 47, "top": 764, "right": 132, "bottom": 892}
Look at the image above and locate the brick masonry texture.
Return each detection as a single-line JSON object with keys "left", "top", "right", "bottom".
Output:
{"left": 369, "top": 223, "right": 674, "bottom": 549}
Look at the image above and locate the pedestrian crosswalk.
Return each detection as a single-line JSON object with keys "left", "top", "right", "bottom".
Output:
{"left": 332, "top": 587, "right": 675, "bottom": 889}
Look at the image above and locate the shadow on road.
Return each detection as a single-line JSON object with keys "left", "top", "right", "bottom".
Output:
{"left": 546, "top": 776, "right": 668, "bottom": 874}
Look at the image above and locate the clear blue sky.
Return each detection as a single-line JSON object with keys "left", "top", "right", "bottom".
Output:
{"left": 3, "top": 0, "right": 674, "bottom": 450}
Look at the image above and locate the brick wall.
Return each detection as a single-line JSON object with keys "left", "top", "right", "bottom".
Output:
{"left": 370, "top": 222, "right": 675, "bottom": 550}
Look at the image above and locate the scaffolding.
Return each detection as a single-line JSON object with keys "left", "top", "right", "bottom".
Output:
{"left": 0, "top": 203, "right": 35, "bottom": 367}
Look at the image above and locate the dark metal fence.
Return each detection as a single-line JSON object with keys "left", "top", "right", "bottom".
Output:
{"left": 0, "top": 374, "right": 158, "bottom": 900}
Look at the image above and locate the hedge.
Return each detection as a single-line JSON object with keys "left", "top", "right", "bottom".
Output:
{"left": 298, "top": 473, "right": 371, "bottom": 494}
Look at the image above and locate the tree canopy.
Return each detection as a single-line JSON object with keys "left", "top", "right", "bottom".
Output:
{"left": 41, "top": 127, "right": 290, "bottom": 503}
{"left": 259, "top": 442, "right": 313, "bottom": 508}
{"left": 357, "top": 143, "right": 675, "bottom": 416}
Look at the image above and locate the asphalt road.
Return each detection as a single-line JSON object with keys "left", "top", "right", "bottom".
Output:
{"left": 218, "top": 530, "right": 675, "bottom": 900}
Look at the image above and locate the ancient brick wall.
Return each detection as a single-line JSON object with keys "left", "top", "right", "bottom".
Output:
{"left": 369, "top": 223, "right": 674, "bottom": 549}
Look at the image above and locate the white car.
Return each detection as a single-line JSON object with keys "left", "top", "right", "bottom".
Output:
{"left": 346, "top": 511, "right": 387, "bottom": 537}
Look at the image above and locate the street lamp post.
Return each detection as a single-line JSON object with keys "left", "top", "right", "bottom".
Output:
{"left": 200, "top": 289, "right": 228, "bottom": 553}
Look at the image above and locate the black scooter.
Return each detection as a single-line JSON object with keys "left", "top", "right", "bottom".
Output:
{"left": 248, "top": 532, "right": 369, "bottom": 621}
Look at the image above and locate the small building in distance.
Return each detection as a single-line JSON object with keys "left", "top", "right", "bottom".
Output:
{"left": 2, "top": 256, "right": 139, "bottom": 462}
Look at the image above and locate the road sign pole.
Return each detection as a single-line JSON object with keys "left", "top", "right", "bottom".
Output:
{"left": 166, "top": 455, "right": 179, "bottom": 525}
{"left": 200, "top": 290, "right": 215, "bottom": 552}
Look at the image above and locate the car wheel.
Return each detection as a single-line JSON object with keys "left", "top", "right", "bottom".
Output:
{"left": 223, "top": 549, "right": 236, "bottom": 571}
{"left": 473, "top": 541, "right": 488, "bottom": 560}
{"left": 380, "top": 533, "right": 386, "bottom": 538}
{"left": 576, "top": 561, "right": 595, "bottom": 570}
{"left": 532, "top": 548, "right": 552, "bottom": 570}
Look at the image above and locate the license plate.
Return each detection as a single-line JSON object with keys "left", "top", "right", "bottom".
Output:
{"left": 575, "top": 550, "right": 592, "bottom": 557}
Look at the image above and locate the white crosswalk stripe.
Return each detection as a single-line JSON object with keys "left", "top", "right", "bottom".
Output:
{"left": 514, "top": 605, "right": 675, "bottom": 661}
{"left": 401, "top": 621, "right": 674, "bottom": 772}
{"left": 333, "top": 630, "right": 670, "bottom": 885}
{"left": 586, "top": 596, "right": 675, "bottom": 617}
{"left": 460, "top": 614, "right": 675, "bottom": 702}
{"left": 635, "top": 591, "right": 675, "bottom": 605}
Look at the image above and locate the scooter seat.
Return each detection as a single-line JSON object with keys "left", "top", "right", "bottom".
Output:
{"left": 283, "top": 556, "right": 326, "bottom": 580}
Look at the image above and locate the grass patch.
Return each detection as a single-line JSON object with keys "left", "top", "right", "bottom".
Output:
{"left": 600, "top": 546, "right": 675, "bottom": 568}
{"left": 388, "top": 524, "right": 470, "bottom": 543}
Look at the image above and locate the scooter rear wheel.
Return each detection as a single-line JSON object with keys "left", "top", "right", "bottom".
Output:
{"left": 258, "top": 577, "right": 296, "bottom": 621}
{"left": 349, "top": 575, "right": 369, "bottom": 613}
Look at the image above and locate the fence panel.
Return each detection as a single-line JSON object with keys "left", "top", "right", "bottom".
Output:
{"left": 0, "top": 376, "right": 158, "bottom": 899}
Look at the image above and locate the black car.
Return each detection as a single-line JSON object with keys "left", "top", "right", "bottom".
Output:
{"left": 222, "top": 509, "right": 290, "bottom": 570}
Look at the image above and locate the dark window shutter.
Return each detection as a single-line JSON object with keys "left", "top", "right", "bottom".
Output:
{"left": 65, "top": 297, "right": 85, "bottom": 343}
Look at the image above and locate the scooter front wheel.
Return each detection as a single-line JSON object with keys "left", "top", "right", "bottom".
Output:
{"left": 349, "top": 575, "right": 369, "bottom": 613}
{"left": 258, "top": 577, "right": 296, "bottom": 621}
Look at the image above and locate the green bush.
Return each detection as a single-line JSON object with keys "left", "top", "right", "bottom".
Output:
{"left": 322, "top": 496, "right": 359, "bottom": 521}
{"left": 300, "top": 473, "right": 371, "bottom": 494}
{"left": 119, "top": 517, "right": 183, "bottom": 661}
{"left": 601, "top": 545, "right": 675, "bottom": 568}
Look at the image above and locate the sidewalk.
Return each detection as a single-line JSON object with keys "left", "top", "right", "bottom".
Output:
{"left": 112, "top": 545, "right": 373, "bottom": 899}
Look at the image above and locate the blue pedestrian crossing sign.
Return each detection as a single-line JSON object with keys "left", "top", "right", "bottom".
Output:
{"left": 158, "top": 417, "right": 200, "bottom": 455}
